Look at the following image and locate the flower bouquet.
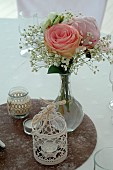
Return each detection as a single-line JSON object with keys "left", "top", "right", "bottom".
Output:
{"left": 19, "top": 12, "right": 113, "bottom": 132}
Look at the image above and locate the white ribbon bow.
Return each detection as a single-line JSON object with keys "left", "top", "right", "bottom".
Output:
{"left": 32, "top": 99, "right": 66, "bottom": 129}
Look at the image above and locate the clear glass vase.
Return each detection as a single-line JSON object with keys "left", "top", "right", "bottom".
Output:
{"left": 56, "top": 74, "right": 84, "bottom": 132}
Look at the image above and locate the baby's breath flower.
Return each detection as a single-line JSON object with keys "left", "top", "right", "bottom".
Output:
{"left": 19, "top": 11, "right": 113, "bottom": 74}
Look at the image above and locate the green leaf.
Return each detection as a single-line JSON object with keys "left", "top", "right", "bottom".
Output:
{"left": 47, "top": 65, "right": 65, "bottom": 74}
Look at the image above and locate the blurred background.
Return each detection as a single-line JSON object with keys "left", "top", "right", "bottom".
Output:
{"left": 0, "top": 0, "right": 113, "bottom": 35}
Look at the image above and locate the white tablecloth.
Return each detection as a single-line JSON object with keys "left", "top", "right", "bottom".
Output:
{"left": 0, "top": 18, "right": 113, "bottom": 170}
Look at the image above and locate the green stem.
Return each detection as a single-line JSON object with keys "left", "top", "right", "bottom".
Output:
{"left": 60, "top": 74, "right": 71, "bottom": 112}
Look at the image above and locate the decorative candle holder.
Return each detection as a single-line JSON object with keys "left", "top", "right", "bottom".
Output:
{"left": 32, "top": 100, "right": 67, "bottom": 165}
{"left": 7, "top": 86, "right": 31, "bottom": 119}
{"left": 23, "top": 118, "right": 32, "bottom": 135}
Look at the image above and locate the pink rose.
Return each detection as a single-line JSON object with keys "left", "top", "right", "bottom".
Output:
{"left": 70, "top": 17, "right": 100, "bottom": 48}
{"left": 44, "top": 23, "right": 81, "bottom": 58}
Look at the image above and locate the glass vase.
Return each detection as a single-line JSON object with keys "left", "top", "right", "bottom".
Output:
{"left": 56, "top": 74, "right": 84, "bottom": 132}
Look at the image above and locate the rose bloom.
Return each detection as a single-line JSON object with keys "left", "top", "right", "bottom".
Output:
{"left": 44, "top": 23, "right": 82, "bottom": 58}
{"left": 70, "top": 17, "right": 100, "bottom": 48}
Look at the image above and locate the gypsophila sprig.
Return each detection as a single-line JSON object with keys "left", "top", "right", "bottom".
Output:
{"left": 19, "top": 11, "right": 113, "bottom": 74}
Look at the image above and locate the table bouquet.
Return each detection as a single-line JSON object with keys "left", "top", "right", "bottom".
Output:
{"left": 19, "top": 11, "right": 113, "bottom": 132}
{"left": 19, "top": 11, "right": 113, "bottom": 74}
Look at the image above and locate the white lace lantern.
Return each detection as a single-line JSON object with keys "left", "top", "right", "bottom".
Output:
{"left": 32, "top": 100, "right": 67, "bottom": 165}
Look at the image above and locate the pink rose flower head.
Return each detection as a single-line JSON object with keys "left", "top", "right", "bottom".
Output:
{"left": 70, "top": 17, "right": 100, "bottom": 48}
{"left": 44, "top": 23, "right": 82, "bottom": 58}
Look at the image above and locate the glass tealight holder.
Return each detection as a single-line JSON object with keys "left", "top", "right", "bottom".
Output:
{"left": 23, "top": 118, "right": 32, "bottom": 135}
{"left": 7, "top": 86, "right": 31, "bottom": 119}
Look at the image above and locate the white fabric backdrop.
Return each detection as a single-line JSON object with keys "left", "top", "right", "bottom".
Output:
{"left": 16, "top": 0, "right": 107, "bottom": 28}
